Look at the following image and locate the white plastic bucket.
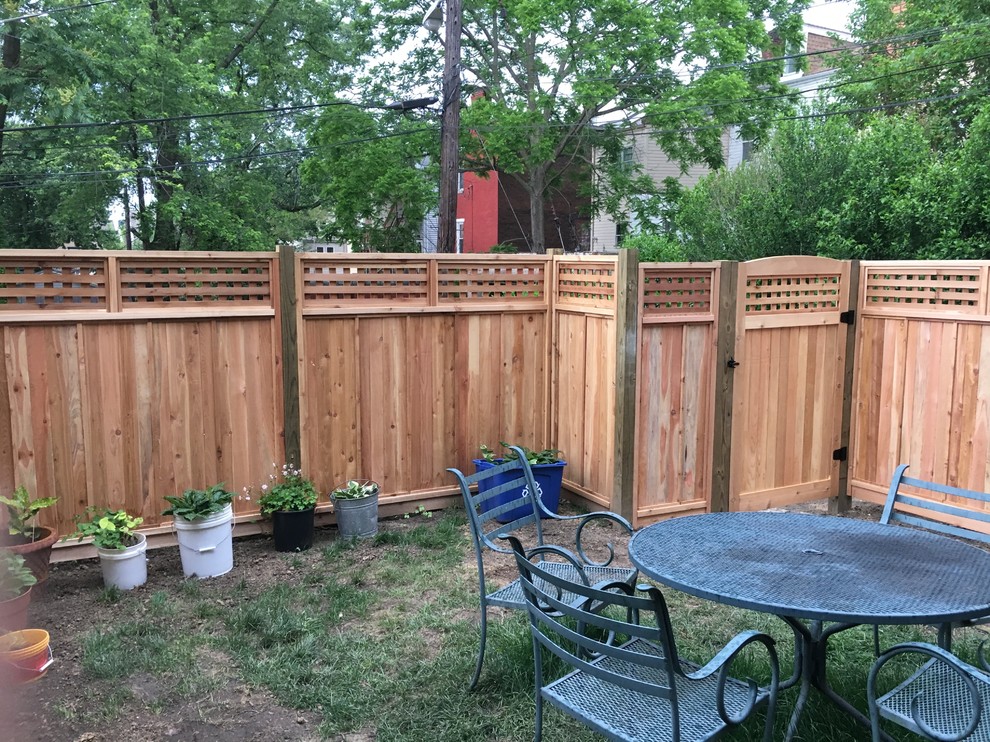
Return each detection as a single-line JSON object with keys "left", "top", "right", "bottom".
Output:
{"left": 97, "top": 532, "right": 148, "bottom": 590}
{"left": 173, "top": 504, "right": 234, "bottom": 579}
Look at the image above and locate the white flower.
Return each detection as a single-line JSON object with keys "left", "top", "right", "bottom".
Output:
{"left": 261, "top": 484, "right": 269, "bottom": 492}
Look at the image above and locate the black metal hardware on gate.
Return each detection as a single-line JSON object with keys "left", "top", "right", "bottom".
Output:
{"left": 832, "top": 447, "right": 848, "bottom": 461}
{"left": 727, "top": 357, "right": 740, "bottom": 369}
{"left": 839, "top": 310, "right": 855, "bottom": 325}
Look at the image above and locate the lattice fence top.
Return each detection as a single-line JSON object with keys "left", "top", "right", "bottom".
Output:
{"left": 743, "top": 271, "right": 843, "bottom": 315}
{"left": 862, "top": 265, "right": 986, "bottom": 314}
{"left": 118, "top": 258, "right": 273, "bottom": 307}
{"left": 641, "top": 267, "right": 715, "bottom": 318}
{"left": 302, "top": 260, "right": 431, "bottom": 306}
{"left": 437, "top": 261, "right": 545, "bottom": 305}
{"left": 0, "top": 252, "right": 276, "bottom": 314}
{"left": 0, "top": 257, "right": 109, "bottom": 310}
{"left": 300, "top": 256, "right": 548, "bottom": 309}
{"left": 556, "top": 260, "right": 616, "bottom": 309}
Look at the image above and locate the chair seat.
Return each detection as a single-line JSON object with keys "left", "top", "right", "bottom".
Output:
{"left": 543, "top": 637, "right": 769, "bottom": 742}
{"left": 487, "top": 561, "right": 638, "bottom": 609}
{"left": 876, "top": 657, "right": 990, "bottom": 741}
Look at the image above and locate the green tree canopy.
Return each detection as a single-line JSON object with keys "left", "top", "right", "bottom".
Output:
{"left": 0, "top": 0, "right": 373, "bottom": 249}
{"left": 302, "top": 105, "right": 437, "bottom": 252}
{"left": 372, "top": 0, "right": 808, "bottom": 252}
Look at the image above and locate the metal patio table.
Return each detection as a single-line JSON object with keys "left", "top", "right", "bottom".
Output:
{"left": 628, "top": 511, "right": 990, "bottom": 741}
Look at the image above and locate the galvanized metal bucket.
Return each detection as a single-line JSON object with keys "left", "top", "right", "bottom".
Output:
{"left": 332, "top": 483, "right": 379, "bottom": 539}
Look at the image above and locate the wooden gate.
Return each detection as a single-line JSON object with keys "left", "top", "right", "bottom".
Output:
{"left": 729, "top": 256, "right": 853, "bottom": 510}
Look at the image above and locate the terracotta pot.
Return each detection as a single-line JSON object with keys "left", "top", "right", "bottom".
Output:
{"left": 1, "top": 527, "right": 58, "bottom": 594}
{"left": 0, "top": 587, "right": 32, "bottom": 633}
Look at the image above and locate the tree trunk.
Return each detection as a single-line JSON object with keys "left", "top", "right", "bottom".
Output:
{"left": 528, "top": 167, "right": 546, "bottom": 253}
{"left": 147, "top": 126, "right": 181, "bottom": 250}
{"left": 0, "top": 22, "right": 22, "bottom": 166}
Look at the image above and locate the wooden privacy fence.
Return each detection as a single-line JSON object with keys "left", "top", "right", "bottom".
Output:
{"left": 291, "top": 253, "right": 552, "bottom": 501}
{"left": 4, "top": 249, "right": 990, "bottom": 548}
{"left": 0, "top": 251, "right": 284, "bottom": 546}
{"left": 849, "top": 262, "right": 990, "bottom": 522}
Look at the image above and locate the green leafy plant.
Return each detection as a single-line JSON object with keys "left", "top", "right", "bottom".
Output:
{"left": 162, "top": 483, "right": 234, "bottom": 522}
{"left": 253, "top": 463, "right": 318, "bottom": 515}
{"left": 331, "top": 480, "right": 379, "bottom": 501}
{"left": 480, "top": 442, "right": 563, "bottom": 465}
{"left": 64, "top": 508, "right": 144, "bottom": 551}
{"left": 0, "top": 485, "right": 58, "bottom": 540}
{"left": 0, "top": 552, "right": 36, "bottom": 601}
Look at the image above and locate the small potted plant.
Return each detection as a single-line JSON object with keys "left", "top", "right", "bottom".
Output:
{"left": 63, "top": 508, "right": 146, "bottom": 590}
{"left": 162, "top": 483, "right": 235, "bottom": 579}
{"left": 0, "top": 486, "right": 59, "bottom": 591}
{"left": 255, "top": 463, "right": 318, "bottom": 552}
{"left": 475, "top": 442, "right": 567, "bottom": 522}
{"left": 0, "top": 552, "right": 37, "bottom": 632}
{"left": 330, "top": 480, "right": 380, "bottom": 539}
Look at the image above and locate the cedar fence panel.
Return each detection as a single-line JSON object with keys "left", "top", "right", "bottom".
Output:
{"left": 849, "top": 262, "right": 990, "bottom": 516}
{"left": 296, "top": 254, "right": 551, "bottom": 505}
{"left": 0, "top": 251, "right": 283, "bottom": 544}
{"left": 729, "top": 256, "right": 853, "bottom": 511}
{"left": 550, "top": 256, "right": 618, "bottom": 510}
{"left": 632, "top": 263, "right": 720, "bottom": 526}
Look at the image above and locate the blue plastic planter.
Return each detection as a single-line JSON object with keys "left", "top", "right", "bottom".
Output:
{"left": 472, "top": 459, "right": 565, "bottom": 523}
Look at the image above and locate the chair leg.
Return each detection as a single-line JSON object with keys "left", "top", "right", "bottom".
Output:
{"left": 468, "top": 601, "right": 488, "bottom": 691}
{"left": 873, "top": 624, "right": 880, "bottom": 657}
{"left": 534, "top": 693, "right": 543, "bottom": 742}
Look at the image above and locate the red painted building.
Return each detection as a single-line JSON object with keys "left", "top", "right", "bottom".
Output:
{"left": 454, "top": 166, "right": 591, "bottom": 253}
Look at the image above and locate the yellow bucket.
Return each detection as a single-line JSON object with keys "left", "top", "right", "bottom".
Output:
{"left": 0, "top": 629, "right": 52, "bottom": 685}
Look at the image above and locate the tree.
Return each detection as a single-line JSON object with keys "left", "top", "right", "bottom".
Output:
{"left": 0, "top": 0, "right": 373, "bottom": 249}
{"left": 373, "top": 0, "right": 807, "bottom": 252}
{"left": 302, "top": 105, "right": 438, "bottom": 251}
{"left": 835, "top": 0, "right": 990, "bottom": 145}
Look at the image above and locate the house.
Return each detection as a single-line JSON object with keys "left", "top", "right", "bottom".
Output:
{"left": 590, "top": 0, "right": 856, "bottom": 252}
{"left": 453, "top": 162, "right": 591, "bottom": 253}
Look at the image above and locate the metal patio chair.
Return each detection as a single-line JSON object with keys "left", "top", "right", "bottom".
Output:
{"left": 507, "top": 535, "right": 781, "bottom": 742}
{"left": 448, "top": 447, "right": 637, "bottom": 690}
{"left": 874, "top": 464, "right": 990, "bottom": 654}
{"left": 868, "top": 641, "right": 990, "bottom": 741}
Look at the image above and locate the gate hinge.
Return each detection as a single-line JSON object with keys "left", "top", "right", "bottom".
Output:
{"left": 839, "top": 310, "right": 855, "bottom": 325}
{"left": 832, "top": 447, "right": 848, "bottom": 462}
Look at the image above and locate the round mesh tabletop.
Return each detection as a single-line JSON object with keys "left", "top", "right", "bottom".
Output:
{"left": 629, "top": 512, "right": 990, "bottom": 624}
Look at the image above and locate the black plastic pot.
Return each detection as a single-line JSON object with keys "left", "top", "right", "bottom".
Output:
{"left": 271, "top": 508, "right": 315, "bottom": 552}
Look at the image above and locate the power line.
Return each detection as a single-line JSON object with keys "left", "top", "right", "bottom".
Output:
{"left": 0, "top": 126, "right": 435, "bottom": 185}
{"left": 0, "top": 100, "right": 382, "bottom": 135}
{"left": 0, "top": 0, "right": 118, "bottom": 24}
{"left": 2, "top": 84, "right": 981, "bottom": 187}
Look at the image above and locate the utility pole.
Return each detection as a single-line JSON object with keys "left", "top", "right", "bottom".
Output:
{"left": 432, "top": 0, "right": 462, "bottom": 253}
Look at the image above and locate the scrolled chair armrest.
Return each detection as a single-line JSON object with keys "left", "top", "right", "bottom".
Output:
{"left": 868, "top": 641, "right": 984, "bottom": 742}
{"left": 542, "top": 509, "right": 634, "bottom": 567}
{"left": 683, "top": 630, "right": 780, "bottom": 727}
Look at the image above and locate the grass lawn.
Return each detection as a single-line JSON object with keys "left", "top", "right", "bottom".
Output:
{"left": 18, "top": 509, "right": 986, "bottom": 741}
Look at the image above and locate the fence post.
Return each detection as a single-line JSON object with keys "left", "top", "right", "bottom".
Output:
{"left": 545, "top": 249, "right": 561, "bottom": 448}
{"left": 830, "top": 259, "right": 859, "bottom": 515}
{"left": 710, "top": 261, "right": 739, "bottom": 513}
{"left": 613, "top": 249, "right": 639, "bottom": 523}
{"left": 278, "top": 245, "right": 302, "bottom": 468}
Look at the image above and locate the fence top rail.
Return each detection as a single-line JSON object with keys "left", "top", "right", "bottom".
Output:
{"left": 0, "top": 249, "right": 278, "bottom": 260}
{"left": 298, "top": 253, "right": 551, "bottom": 263}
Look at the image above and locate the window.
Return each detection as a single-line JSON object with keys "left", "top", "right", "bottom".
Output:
{"left": 615, "top": 220, "right": 628, "bottom": 246}
{"left": 783, "top": 40, "right": 804, "bottom": 75}
{"left": 456, "top": 218, "right": 465, "bottom": 253}
{"left": 619, "top": 146, "right": 635, "bottom": 172}
{"left": 742, "top": 138, "right": 756, "bottom": 162}
{"left": 457, "top": 171, "right": 465, "bottom": 193}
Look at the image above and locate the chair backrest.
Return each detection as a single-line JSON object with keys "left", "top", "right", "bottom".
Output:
{"left": 448, "top": 447, "right": 547, "bottom": 555}
{"left": 508, "top": 536, "right": 684, "bottom": 730}
{"left": 882, "top": 464, "right": 990, "bottom": 544}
